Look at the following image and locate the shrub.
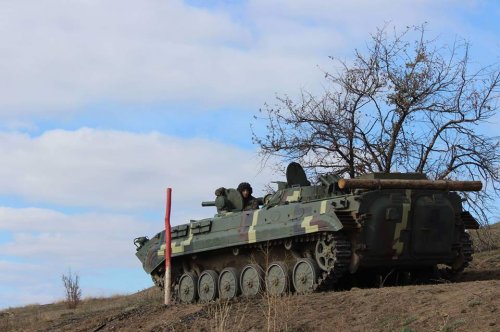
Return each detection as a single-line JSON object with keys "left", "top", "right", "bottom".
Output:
{"left": 62, "top": 270, "right": 82, "bottom": 309}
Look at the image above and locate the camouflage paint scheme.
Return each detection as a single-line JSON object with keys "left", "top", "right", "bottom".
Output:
{"left": 134, "top": 163, "right": 479, "bottom": 292}
{"left": 139, "top": 194, "right": 343, "bottom": 273}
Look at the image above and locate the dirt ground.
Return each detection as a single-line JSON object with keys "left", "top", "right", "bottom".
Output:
{"left": 2, "top": 225, "right": 499, "bottom": 332}
{"left": 1, "top": 248, "right": 499, "bottom": 332}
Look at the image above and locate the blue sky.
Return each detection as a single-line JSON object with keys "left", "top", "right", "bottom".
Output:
{"left": 0, "top": 0, "right": 499, "bottom": 309}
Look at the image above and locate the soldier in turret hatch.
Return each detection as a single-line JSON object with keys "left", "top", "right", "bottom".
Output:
{"left": 237, "top": 182, "right": 259, "bottom": 210}
{"left": 214, "top": 182, "right": 259, "bottom": 211}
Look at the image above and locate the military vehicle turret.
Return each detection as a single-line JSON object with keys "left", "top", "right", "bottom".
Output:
{"left": 134, "top": 163, "right": 481, "bottom": 303}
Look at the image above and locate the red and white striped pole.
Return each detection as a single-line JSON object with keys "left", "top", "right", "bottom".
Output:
{"left": 164, "top": 188, "right": 172, "bottom": 306}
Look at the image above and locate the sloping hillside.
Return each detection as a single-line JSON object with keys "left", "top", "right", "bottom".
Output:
{"left": 2, "top": 226, "right": 499, "bottom": 332}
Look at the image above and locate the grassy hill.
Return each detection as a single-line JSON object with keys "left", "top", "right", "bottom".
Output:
{"left": 1, "top": 225, "right": 499, "bottom": 332}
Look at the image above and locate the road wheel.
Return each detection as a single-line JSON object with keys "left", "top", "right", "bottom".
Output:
{"left": 266, "top": 262, "right": 290, "bottom": 296}
{"left": 240, "top": 264, "right": 264, "bottom": 297}
{"left": 198, "top": 270, "right": 219, "bottom": 302}
{"left": 218, "top": 267, "right": 240, "bottom": 300}
{"left": 293, "top": 258, "right": 319, "bottom": 294}
{"left": 178, "top": 272, "right": 198, "bottom": 304}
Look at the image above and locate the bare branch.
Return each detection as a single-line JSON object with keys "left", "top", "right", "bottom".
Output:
{"left": 252, "top": 24, "right": 500, "bottom": 225}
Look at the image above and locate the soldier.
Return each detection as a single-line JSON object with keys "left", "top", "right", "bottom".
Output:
{"left": 237, "top": 182, "right": 259, "bottom": 211}
{"left": 214, "top": 182, "right": 259, "bottom": 211}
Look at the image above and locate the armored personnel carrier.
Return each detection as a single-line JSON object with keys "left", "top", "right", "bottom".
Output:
{"left": 134, "top": 163, "right": 481, "bottom": 303}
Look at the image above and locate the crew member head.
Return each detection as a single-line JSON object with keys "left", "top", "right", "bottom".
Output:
{"left": 237, "top": 182, "right": 253, "bottom": 199}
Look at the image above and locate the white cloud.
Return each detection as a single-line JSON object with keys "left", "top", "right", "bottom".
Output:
{"left": 0, "top": 258, "right": 150, "bottom": 308}
{"left": 0, "top": 126, "right": 284, "bottom": 308}
{"left": 0, "top": 261, "right": 61, "bottom": 308}
{"left": 0, "top": 127, "right": 283, "bottom": 307}
{"left": 0, "top": 207, "right": 156, "bottom": 268}
{"left": 0, "top": 0, "right": 322, "bottom": 116}
{"left": 0, "top": 207, "right": 161, "bottom": 308}
{"left": 0, "top": 0, "right": 483, "bottom": 118}
{"left": 0, "top": 128, "right": 277, "bottom": 216}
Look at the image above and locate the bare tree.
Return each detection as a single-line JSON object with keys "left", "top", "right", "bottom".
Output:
{"left": 62, "top": 270, "right": 82, "bottom": 309}
{"left": 252, "top": 25, "right": 499, "bottom": 225}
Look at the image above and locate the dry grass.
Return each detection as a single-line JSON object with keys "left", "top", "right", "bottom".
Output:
{"left": 255, "top": 244, "right": 301, "bottom": 332}
{"left": 205, "top": 299, "right": 249, "bottom": 332}
{"left": 0, "top": 287, "right": 164, "bottom": 332}
{"left": 0, "top": 301, "right": 69, "bottom": 331}
{"left": 206, "top": 300, "right": 231, "bottom": 332}
{"left": 261, "top": 293, "right": 299, "bottom": 332}
{"left": 1, "top": 277, "right": 499, "bottom": 332}
{"left": 201, "top": 293, "right": 297, "bottom": 332}
{"left": 195, "top": 244, "right": 301, "bottom": 332}
{"left": 470, "top": 222, "right": 500, "bottom": 252}
{"left": 1, "top": 229, "right": 499, "bottom": 332}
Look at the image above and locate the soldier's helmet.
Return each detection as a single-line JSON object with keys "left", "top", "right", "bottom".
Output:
{"left": 237, "top": 182, "right": 253, "bottom": 195}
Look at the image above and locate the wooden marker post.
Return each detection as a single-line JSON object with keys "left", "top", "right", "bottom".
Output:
{"left": 164, "top": 188, "right": 172, "bottom": 306}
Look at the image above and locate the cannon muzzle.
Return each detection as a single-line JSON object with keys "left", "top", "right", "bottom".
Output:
{"left": 202, "top": 201, "right": 216, "bottom": 207}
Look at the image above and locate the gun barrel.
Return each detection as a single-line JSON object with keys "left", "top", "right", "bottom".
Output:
{"left": 338, "top": 179, "right": 482, "bottom": 191}
{"left": 201, "top": 201, "right": 216, "bottom": 207}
